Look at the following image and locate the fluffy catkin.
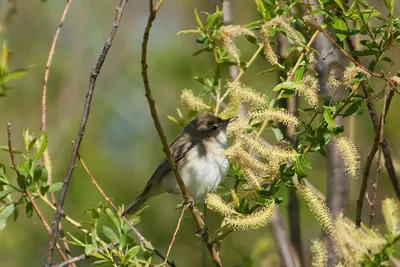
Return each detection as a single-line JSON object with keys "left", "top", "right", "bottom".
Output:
{"left": 336, "top": 136, "right": 360, "bottom": 179}
{"left": 382, "top": 198, "right": 400, "bottom": 236}
{"left": 248, "top": 108, "right": 300, "bottom": 127}
{"left": 311, "top": 239, "right": 328, "bottom": 267}
{"left": 180, "top": 89, "right": 209, "bottom": 111}
{"left": 217, "top": 25, "right": 256, "bottom": 62}
{"left": 226, "top": 204, "right": 275, "bottom": 230}
{"left": 297, "top": 183, "right": 333, "bottom": 234}
{"left": 205, "top": 193, "right": 239, "bottom": 217}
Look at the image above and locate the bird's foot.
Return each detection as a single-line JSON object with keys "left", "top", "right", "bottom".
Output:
{"left": 183, "top": 196, "right": 194, "bottom": 208}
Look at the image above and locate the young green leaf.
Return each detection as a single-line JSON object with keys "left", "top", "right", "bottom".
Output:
{"left": 25, "top": 202, "right": 33, "bottom": 218}
{"left": 0, "top": 203, "right": 15, "bottom": 230}
{"left": 48, "top": 182, "right": 62, "bottom": 193}
{"left": 33, "top": 132, "right": 47, "bottom": 163}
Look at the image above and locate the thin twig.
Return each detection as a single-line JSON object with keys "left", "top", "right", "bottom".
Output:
{"left": 44, "top": 1, "right": 129, "bottom": 266}
{"left": 40, "top": 1, "right": 73, "bottom": 260}
{"left": 41, "top": 0, "right": 72, "bottom": 132}
{"left": 163, "top": 205, "right": 188, "bottom": 266}
{"left": 140, "top": 1, "right": 222, "bottom": 266}
{"left": 369, "top": 45, "right": 394, "bottom": 227}
{"left": 217, "top": 44, "right": 263, "bottom": 109}
{"left": 6, "top": 123, "right": 71, "bottom": 265}
{"left": 76, "top": 152, "right": 174, "bottom": 266}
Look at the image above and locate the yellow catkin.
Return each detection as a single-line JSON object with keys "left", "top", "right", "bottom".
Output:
{"left": 295, "top": 74, "right": 320, "bottom": 108}
{"left": 297, "top": 183, "right": 333, "bottom": 234}
{"left": 248, "top": 108, "right": 300, "bottom": 127}
{"left": 327, "top": 61, "right": 344, "bottom": 89}
{"left": 218, "top": 25, "right": 256, "bottom": 62}
{"left": 225, "top": 144, "right": 268, "bottom": 179}
{"left": 226, "top": 204, "right": 275, "bottom": 230}
{"left": 226, "top": 118, "right": 250, "bottom": 138}
{"left": 205, "top": 193, "right": 239, "bottom": 217}
{"left": 180, "top": 89, "right": 209, "bottom": 111}
{"left": 311, "top": 239, "right": 328, "bottom": 267}
{"left": 336, "top": 136, "right": 360, "bottom": 179}
{"left": 382, "top": 198, "right": 400, "bottom": 236}
{"left": 332, "top": 213, "right": 386, "bottom": 266}
{"left": 342, "top": 66, "right": 371, "bottom": 88}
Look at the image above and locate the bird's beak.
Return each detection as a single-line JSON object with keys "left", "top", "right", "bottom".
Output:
{"left": 225, "top": 116, "right": 238, "bottom": 124}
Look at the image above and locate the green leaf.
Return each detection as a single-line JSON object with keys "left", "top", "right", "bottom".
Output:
{"left": 334, "top": 0, "right": 345, "bottom": 11}
{"left": 323, "top": 108, "right": 334, "bottom": 127}
{"left": 67, "top": 232, "right": 86, "bottom": 247}
{"left": 194, "top": 9, "right": 203, "bottom": 29}
{"left": 332, "top": 17, "right": 348, "bottom": 41}
{"left": 48, "top": 182, "right": 62, "bottom": 193}
{"left": 0, "top": 188, "right": 14, "bottom": 201}
{"left": 85, "top": 244, "right": 96, "bottom": 255}
{"left": 91, "top": 220, "right": 98, "bottom": 248}
{"left": 0, "top": 42, "right": 8, "bottom": 71}
{"left": 192, "top": 47, "right": 212, "bottom": 56}
{"left": 0, "top": 146, "right": 23, "bottom": 154}
{"left": 123, "top": 246, "right": 140, "bottom": 265}
{"left": 294, "top": 157, "right": 307, "bottom": 178}
{"left": 0, "top": 163, "right": 5, "bottom": 178}
{"left": 2, "top": 69, "right": 28, "bottom": 83}
{"left": 102, "top": 225, "right": 118, "bottom": 242}
{"left": 25, "top": 202, "right": 33, "bottom": 218}
{"left": 177, "top": 29, "right": 201, "bottom": 35}
{"left": 205, "top": 11, "right": 222, "bottom": 31}
{"left": 343, "top": 103, "right": 360, "bottom": 117}
{"left": 383, "top": 0, "right": 395, "bottom": 13}
{"left": 255, "top": 0, "right": 266, "bottom": 19}
{"left": 23, "top": 128, "right": 31, "bottom": 154}
{"left": 272, "top": 81, "right": 296, "bottom": 91}
{"left": 40, "top": 185, "right": 49, "bottom": 196}
{"left": 271, "top": 127, "right": 284, "bottom": 141}
{"left": 105, "top": 208, "right": 120, "bottom": 229}
{"left": 33, "top": 132, "right": 47, "bottom": 162}
{"left": 0, "top": 203, "right": 15, "bottom": 230}
{"left": 300, "top": 155, "right": 312, "bottom": 169}
{"left": 294, "top": 66, "right": 305, "bottom": 83}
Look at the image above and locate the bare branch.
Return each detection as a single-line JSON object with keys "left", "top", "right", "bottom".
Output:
{"left": 164, "top": 204, "right": 188, "bottom": 265}
{"left": 44, "top": 1, "right": 129, "bottom": 266}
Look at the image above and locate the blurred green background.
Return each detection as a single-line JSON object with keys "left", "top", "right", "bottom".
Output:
{"left": 0, "top": 0, "right": 399, "bottom": 266}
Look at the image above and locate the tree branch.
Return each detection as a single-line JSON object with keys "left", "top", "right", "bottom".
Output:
{"left": 140, "top": 0, "right": 222, "bottom": 266}
{"left": 44, "top": 1, "right": 129, "bottom": 266}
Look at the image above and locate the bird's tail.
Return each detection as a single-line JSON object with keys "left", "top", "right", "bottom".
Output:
{"left": 121, "top": 193, "right": 149, "bottom": 217}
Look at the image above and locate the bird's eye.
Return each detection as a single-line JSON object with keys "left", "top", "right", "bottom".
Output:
{"left": 211, "top": 125, "right": 218, "bottom": 131}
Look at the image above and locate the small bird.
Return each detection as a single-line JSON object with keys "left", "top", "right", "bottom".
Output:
{"left": 121, "top": 112, "right": 236, "bottom": 216}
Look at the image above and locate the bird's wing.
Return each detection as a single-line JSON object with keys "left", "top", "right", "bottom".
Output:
{"left": 141, "top": 134, "right": 195, "bottom": 193}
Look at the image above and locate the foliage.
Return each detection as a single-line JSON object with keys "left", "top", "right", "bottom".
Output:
{"left": 1, "top": 0, "right": 400, "bottom": 266}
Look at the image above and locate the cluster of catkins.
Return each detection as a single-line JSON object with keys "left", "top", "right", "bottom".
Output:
{"left": 180, "top": 17, "right": 362, "bottom": 232}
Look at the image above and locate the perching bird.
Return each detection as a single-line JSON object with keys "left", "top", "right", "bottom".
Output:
{"left": 121, "top": 112, "right": 236, "bottom": 216}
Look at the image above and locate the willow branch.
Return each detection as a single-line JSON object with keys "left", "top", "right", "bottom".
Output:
{"left": 40, "top": 0, "right": 73, "bottom": 259}
{"left": 44, "top": 1, "right": 128, "bottom": 266}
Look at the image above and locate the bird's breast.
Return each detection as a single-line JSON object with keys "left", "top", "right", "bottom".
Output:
{"left": 163, "top": 144, "right": 229, "bottom": 199}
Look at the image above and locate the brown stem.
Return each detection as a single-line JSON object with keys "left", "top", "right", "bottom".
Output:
{"left": 40, "top": 0, "right": 73, "bottom": 259}
{"left": 44, "top": 1, "right": 129, "bottom": 266}
{"left": 163, "top": 205, "right": 188, "bottom": 266}
{"left": 140, "top": 1, "right": 222, "bottom": 266}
